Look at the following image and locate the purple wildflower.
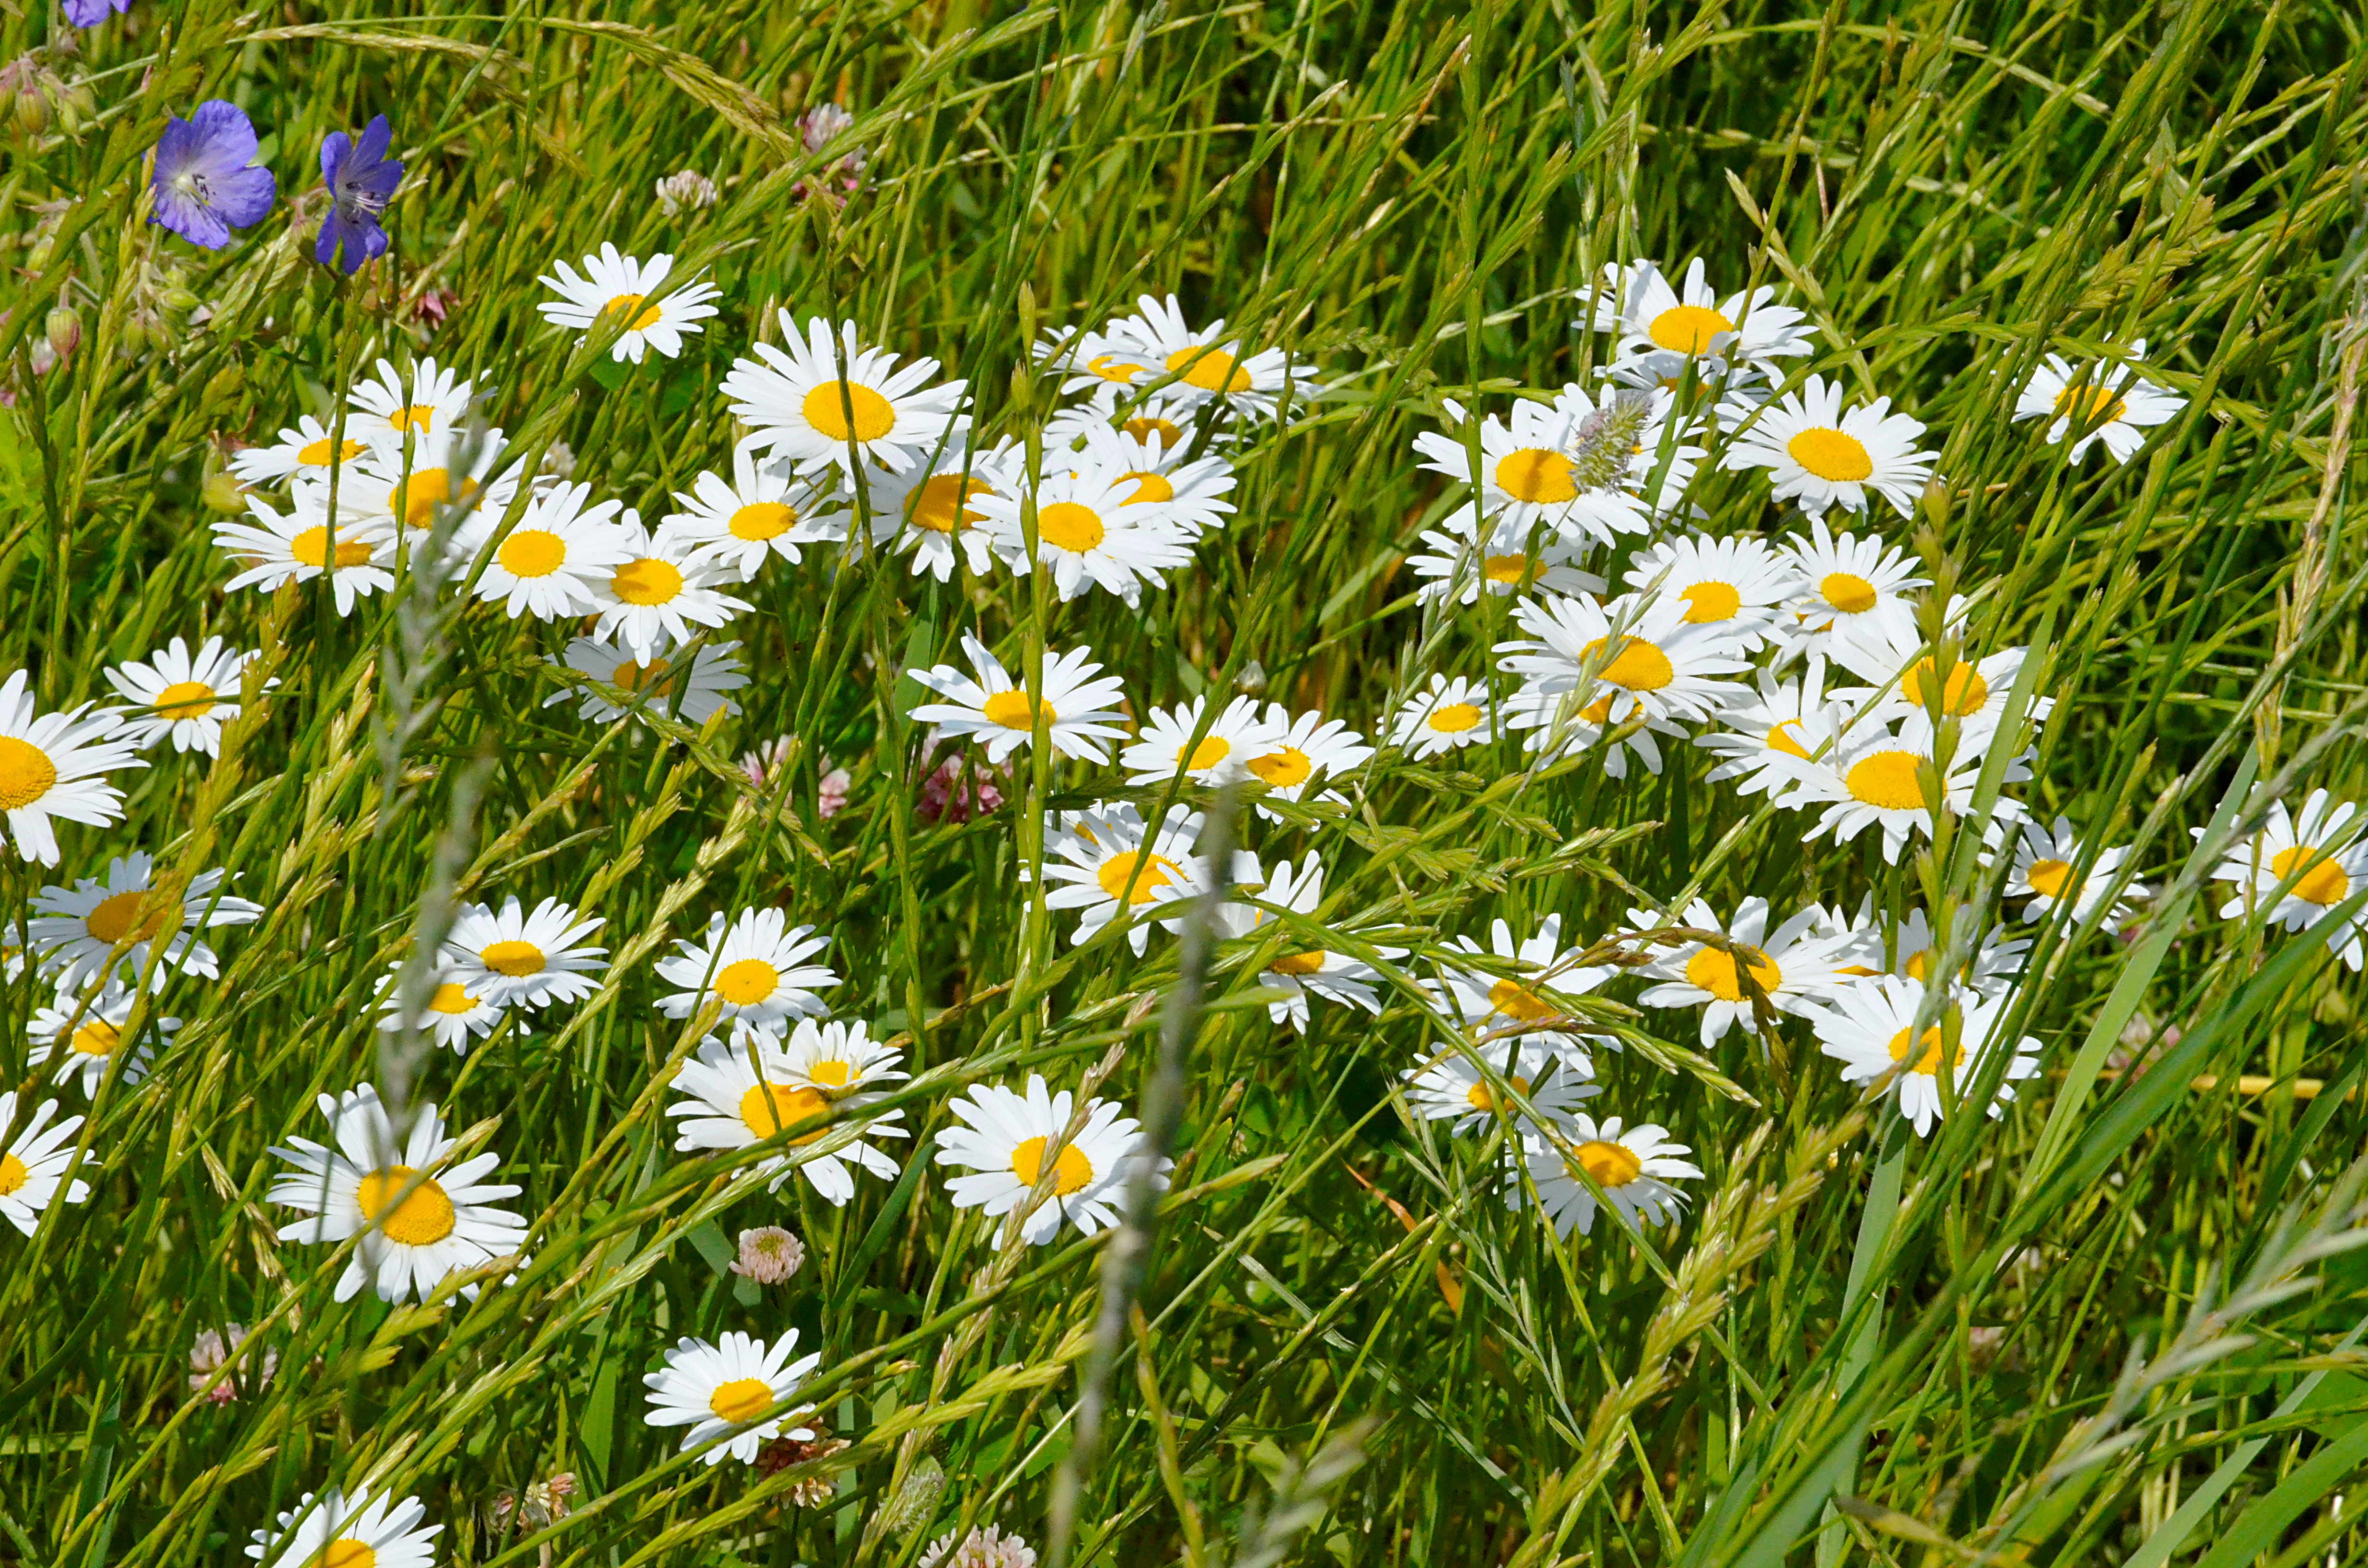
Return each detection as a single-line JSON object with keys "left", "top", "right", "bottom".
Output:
{"left": 315, "top": 114, "right": 404, "bottom": 275}
{"left": 149, "top": 101, "right": 275, "bottom": 251}
{"left": 63, "top": 0, "right": 132, "bottom": 26}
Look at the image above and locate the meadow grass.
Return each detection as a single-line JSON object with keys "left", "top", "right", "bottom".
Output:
{"left": 3, "top": 1, "right": 2368, "bottom": 1566}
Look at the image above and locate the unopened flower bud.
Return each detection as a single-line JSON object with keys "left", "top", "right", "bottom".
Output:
{"left": 202, "top": 471, "right": 249, "bottom": 514}
{"left": 61, "top": 83, "right": 94, "bottom": 134}
{"left": 44, "top": 305, "right": 79, "bottom": 359}
{"left": 10, "top": 78, "right": 47, "bottom": 136}
{"left": 160, "top": 284, "right": 202, "bottom": 314}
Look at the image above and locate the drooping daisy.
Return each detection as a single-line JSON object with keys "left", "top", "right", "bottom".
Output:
{"left": 440, "top": 896, "right": 608, "bottom": 1010}
{"left": 1404, "top": 1046, "right": 1596, "bottom": 1136}
{"left": 1242, "top": 704, "right": 1376, "bottom": 818}
{"left": 27, "top": 978, "right": 175, "bottom": 1094}
{"left": 1406, "top": 521, "right": 1603, "bottom": 606}
{"left": 1105, "top": 293, "right": 1318, "bottom": 419}
{"left": 722, "top": 314, "right": 969, "bottom": 479}
{"left": 1722, "top": 374, "right": 1934, "bottom": 518}
{"left": 29, "top": 852, "right": 261, "bottom": 989}
{"left": 1695, "top": 659, "right": 1856, "bottom": 802}
{"left": 1211, "top": 854, "right": 1402, "bottom": 1030}
{"left": 935, "top": 1075, "right": 1165, "bottom": 1245}
{"left": 1882, "top": 906, "right": 2031, "bottom": 998}
{"left": 469, "top": 482, "right": 632, "bottom": 621}
{"left": 863, "top": 429, "right": 1011, "bottom": 581}
{"left": 666, "top": 1029, "right": 901, "bottom": 1202}
{"left": 1629, "top": 897, "right": 1854, "bottom": 1048}
{"left": 348, "top": 422, "right": 525, "bottom": 540}
{"left": 0, "top": 1092, "right": 93, "bottom": 1236}
{"left": 1043, "top": 383, "right": 1213, "bottom": 455}
{"left": 2013, "top": 341, "right": 2185, "bottom": 465}
{"left": 643, "top": 1331, "right": 822, "bottom": 1465}
{"left": 1814, "top": 977, "right": 2040, "bottom": 1136}
{"left": 104, "top": 637, "right": 269, "bottom": 756}
{"left": 549, "top": 636, "right": 748, "bottom": 728}
{"left": 346, "top": 355, "right": 477, "bottom": 451}
{"left": 588, "top": 512, "right": 753, "bottom": 659}
{"left": 1775, "top": 520, "right": 1927, "bottom": 658}
{"left": 2002, "top": 817, "right": 2147, "bottom": 926}
{"left": 655, "top": 908, "right": 837, "bottom": 1034}
{"left": 1388, "top": 674, "right": 1498, "bottom": 758}
{"left": 537, "top": 244, "right": 722, "bottom": 363}
{"left": 977, "top": 465, "right": 1192, "bottom": 607}
{"left": 213, "top": 493, "right": 394, "bottom": 615}
{"left": 906, "top": 635, "right": 1130, "bottom": 765}
{"left": 2211, "top": 789, "right": 2368, "bottom": 970}
{"left": 244, "top": 1488, "right": 441, "bottom": 1568}
{"left": 1070, "top": 420, "right": 1237, "bottom": 538}
{"left": 1411, "top": 392, "right": 1662, "bottom": 549}
{"left": 373, "top": 963, "right": 518, "bottom": 1055}
{"left": 228, "top": 414, "right": 370, "bottom": 486}
{"left": 0, "top": 672, "right": 143, "bottom": 868}
{"left": 1590, "top": 257, "right": 1817, "bottom": 380}
{"left": 1120, "top": 697, "right": 1286, "bottom": 789}
{"left": 1042, "top": 801, "right": 1228, "bottom": 954}
{"left": 267, "top": 1085, "right": 530, "bottom": 1303}
{"left": 1430, "top": 915, "right": 1617, "bottom": 1075}
{"left": 668, "top": 442, "right": 847, "bottom": 582}
{"left": 1795, "top": 718, "right": 2029, "bottom": 864}
{"left": 1497, "top": 590, "right": 1752, "bottom": 777}
{"left": 1621, "top": 533, "right": 1797, "bottom": 651}
{"left": 1508, "top": 1113, "right": 1702, "bottom": 1237}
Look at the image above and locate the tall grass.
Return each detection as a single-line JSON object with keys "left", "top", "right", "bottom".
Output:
{"left": 2, "top": 2, "right": 2366, "bottom": 1567}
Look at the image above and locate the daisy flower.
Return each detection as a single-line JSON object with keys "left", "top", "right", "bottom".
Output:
{"left": 722, "top": 314, "right": 968, "bottom": 479}
{"left": 1406, "top": 521, "right": 1603, "bottom": 606}
{"left": 1404, "top": 1047, "right": 1596, "bottom": 1136}
{"left": 1032, "top": 324, "right": 1159, "bottom": 401}
{"left": 978, "top": 464, "right": 1192, "bottom": 607}
{"left": 228, "top": 415, "right": 370, "bottom": 486}
{"left": 1497, "top": 590, "right": 1752, "bottom": 778}
{"left": 28, "top": 851, "right": 261, "bottom": 989}
{"left": 470, "top": 482, "right": 632, "bottom": 621}
{"left": 666, "top": 1028, "right": 902, "bottom": 1202}
{"left": 1105, "top": 293, "right": 1318, "bottom": 419}
{"left": 906, "top": 635, "right": 1130, "bottom": 765}
{"left": 1591, "top": 257, "right": 1816, "bottom": 379}
{"left": 1042, "top": 801, "right": 1224, "bottom": 954}
{"left": 1795, "top": 718, "right": 2029, "bottom": 864}
{"left": 104, "top": 637, "right": 269, "bottom": 756}
{"left": 441, "top": 896, "right": 607, "bottom": 1010}
{"left": 1722, "top": 374, "right": 1934, "bottom": 518}
{"left": 1629, "top": 897, "right": 1855, "bottom": 1048}
{"left": 2211, "top": 789, "right": 2368, "bottom": 970}
{"left": 1695, "top": 660, "right": 1856, "bottom": 802}
{"left": 1043, "top": 383, "right": 1212, "bottom": 455}
{"left": 549, "top": 637, "right": 748, "bottom": 728}
{"left": 0, "top": 1092, "right": 93, "bottom": 1236}
{"left": 1830, "top": 612, "right": 2052, "bottom": 735}
{"left": 655, "top": 908, "right": 838, "bottom": 1034}
{"left": 2002, "top": 817, "right": 2146, "bottom": 926}
{"left": 1508, "top": 1112, "right": 1702, "bottom": 1237}
{"left": 244, "top": 1489, "right": 440, "bottom": 1568}
{"left": 27, "top": 978, "right": 175, "bottom": 1094}
{"left": 346, "top": 355, "right": 477, "bottom": 451}
{"left": 349, "top": 423, "right": 525, "bottom": 539}
{"left": 644, "top": 1331, "right": 822, "bottom": 1465}
{"left": 935, "top": 1075, "right": 1165, "bottom": 1245}
{"left": 588, "top": 512, "right": 753, "bottom": 659}
{"left": 1430, "top": 915, "right": 1617, "bottom": 1075}
{"left": 0, "top": 672, "right": 143, "bottom": 867}
{"left": 1411, "top": 392, "right": 1664, "bottom": 550}
{"left": 863, "top": 429, "right": 1011, "bottom": 580}
{"left": 1070, "top": 421, "right": 1237, "bottom": 538}
{"left": 266, "top": 1085, "right": 530, "bottom": 1303}
{"left": 213, "top": 494, "right": 394, "bottom": 615}
{"left": 1120, "top": 696, "right": 1286, "bottom": 788}
{"left": 1883, "top": 906, "right": 2031, "bottom": 998}
{"left": 1775, "top": 520, "right": 1927, "bottom": 658}
{"left": 1814, "top": 977, "right": 2040, "bottom": 1136}
{"left": 1242, "top": 704, "right": 1376, "bottom": 818}
{"left": 537, "top": 244, "right": 722, "bottom": 363}
{"left": 374, "top": 963, "right": 517, "bottom": 1055}
{"left": 2014, "top": 341, "right": 2185, "bottom": 465}
{"left": 1622, "top": 533, "right": 1797, "bottom": 651}
{"left": 1388, "top": 674, "right": 1498, "bottom": 758}
{"left": 668, "top": 442, "right": 847, "bottom": 582}
{"left": 1211, "top": 853, "right": 1400, "bottom": 1030}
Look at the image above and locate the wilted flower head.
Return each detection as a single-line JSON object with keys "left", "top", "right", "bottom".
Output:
{"left": 656, "top": 169, "right": 717, "bottom": 216}
{"left": 754, "top": 1426, "right": 851, "bottom": 1505}
{"left": 918, "top": 1525, "right": 1038, "bottom": 1568}
{"left": 188, "top": 1323, "right": 276, "bottom": 1404}
{"left": 315, "top": 114, "right": 404, "bottom": 275}
{"left": 917, "top": 750, "right": 1005, "bottom": 824}
{"left": 413, "top": 287, "right": 455, "bottom": 328}
{"left": 149, "top": 100, "right": 276, "bottom": 250}
{"left": 730, "top": 1225, "right": 807, "bottom": 1284}
{"left": 488, "top": 1472, "right": 577, "bottom": 1532}
{"left": 818, "top": 764, "right": 851, "bottom": 820}
{"left": 538, "top": 439, "right": 577, "bottom": 481}
{"left": 794, "top": 103, "right": 867, "bottom": 203}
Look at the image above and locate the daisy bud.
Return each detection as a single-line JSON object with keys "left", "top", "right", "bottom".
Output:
{"left": 44, "top": 305, "right": 79, "bottom": 358}
{"left": 728, "top": 1225, "right": 806, "bottom": 1285}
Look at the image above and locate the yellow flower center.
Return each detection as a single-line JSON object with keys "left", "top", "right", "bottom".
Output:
{"left": 716, "top": 958, "right": 780, "bottom": 1006}
{"left": 1036, "top": 500, "right": 1107, "bottom": 553}
{"left": 708, "top": 1376, "right": 775, "bottom": 1424}
{"left": 2023, "top": 858, "right": 2073, "bottom": 900}
{"left": 600, "top": 293, "right": 664, "bottom": 332}
{"left": 390, "top": 468, "right": 473, "bottom": 530}
{"left": 982, "top": 690, "right": 1055, "bottom": 731}
{"left": 1902, "top": 656, "right": 1989, "bottom": 716}
{"left": 1819, "top": 572, "right": 1878, "bottom": 614}
{"left": 1120, "top": 470, "right": 1174, "bottom": 505}
{"left": 1493, "top": 448, "right": 1578, "bottom": 505}
{"left": 85, "top": 889, "right": 176, "bottom": 946}
{"left": 1570, "top": 1140, "right": 1642, "bottom": 1188}
{"left": 1487, "top": 978, "right": 1559, "bottom": 1022}
{"left": 1788, "top": 427, "right": 1875, "bottom": 482}
{"left": 1683, "top": 944, "right": 1782, "bottom": 1002}
{"left": 730, "top": 501, "right": 795, "bottom": 540}
{"left": 0, "top": 737, "right": 57, "bottom": 810}
{"left": 2271, "top": 845, "right": 2351, "bottom": 906}
{"left": 610, "top": 557, "right": 685, "bottom": 606}
{"left": 802, "top": 381, "right": 895, "bottom": 443}
{"left": 1181, "top": 735, "right": 1231, "bottom": 770}
{"left": 1647, "top": 303, "right": 1734, "bottom": 355}
{"left": 356, "top": 1165, "right": 457, "bottom": 1246}
{"left": 1767, "top": 720, "right": 1812, "bottom": 759}
{"left": 1246, "top": 747, "right": 1311, "bottom": 788}
{"left": 1483, "top": 553, "right": 1531, "bottom": 585}
{"left": 70, "top": 1019, "right": 121, "bottom": 1058}
{"left": 1087, "top": 354, "right": 1142, "bottom": 384}
{"left": 906, "top": 476, "right": 991, "bottom": 534}
{"left": 1426, "top": 702, "right": 1482, "bottom": 734}
{"left": 1845, "top": 750, "right": 1927, "bottom": 810}
{"left": 498, "top": 529, "right": 567, "bottom": 578}
{"left": 291, "top": 527, "right": 378, "bottom": 569}
{"left": 151, "top": 680, "right": 219, "bottom": 721}
{"left": 1122, "top": 416, "right": 1184, "bottom": 445}
{"left": 1463, "top": 1073, "right": 1531, "bottom": 1112}
{"left": 1268, "top": 950, "right": 1327, "bottom": 976}
{"left": 1165, "top": 345, "right": 1252, "bottom": 394}
{"left": 479, "top": 940, "right": 545, "bottom": 977}
{"left": 429, "top": 982, "right": 478, "bottom": 1015}
{"left": 1010, "top": 1134, "right": 1095, "bottom": 1194}
{"left": 0, "top": 1153, "right": 27, "bottom": 1197}
{"left": 1679, "top": 581, "right": 1741, "bottom": 622}
{"left": 390, "top": 404, "right": 436, "bottom": 434}
{"left": 1581, "top": 635, "right": 1675, "bottom": 693}
{"left": 318, "top": 1539, "right": 377, "bottom": 1568}
{"left": 809, "top": 1059, "right": 852, "bottom": 1090}
{"left": 296, "top": 435, "right": 367, "bottom": 466}
{"left": 738, "top": 1082, "right": 830, "bottom": 1143}
{"left": 1097, "top": 851, "right": 1183, "bottom": 906}
{"left": 1886, "top": 1024, "right": 1960, "bottom": 1076}
{"left": 612, "top": 657, "right": 674, "bottom": 696}
{"left": 2053, "top": 384, "right": 2126, "bottom": 425}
